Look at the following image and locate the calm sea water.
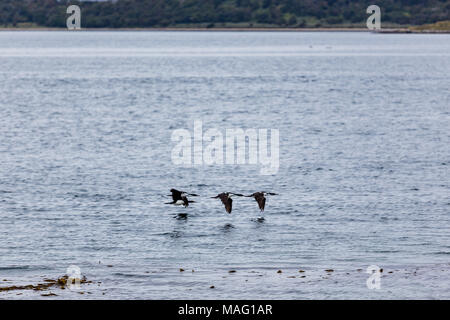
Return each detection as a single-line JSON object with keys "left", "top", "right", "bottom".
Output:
{"left": 0, "top": 31, "right": 449, "bottom": 299}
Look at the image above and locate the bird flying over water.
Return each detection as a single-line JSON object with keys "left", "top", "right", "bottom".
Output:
{"left": 211, "top": 192, "right": 244, "bottom": 214}
{"left": 165, "top": 188, "right": 198, "bottom": 207}
{"left": 245, "top": 192, "right": 277, "bottom": 212}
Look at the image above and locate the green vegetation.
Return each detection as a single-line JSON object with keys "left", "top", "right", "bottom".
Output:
{"left": 410, "top": 20, "right": 450, "bottom": 31}
{"left": 1, "top": 0, "right": 449, "bottom": 29}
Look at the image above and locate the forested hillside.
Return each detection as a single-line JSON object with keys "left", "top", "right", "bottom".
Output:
{"left": 1, "top": 0, "right": 449, "bottom": 28}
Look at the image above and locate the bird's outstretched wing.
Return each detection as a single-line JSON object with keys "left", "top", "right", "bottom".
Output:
{"left": 170, "top": 189, "right": 182, "bottom": 201}
{"left": 217, "top": 193, "right": 233, "bottom": 213}
{"left": 225, "top": 197, "right": 233, "bottom": 213}
{"left": 230, "top": 193, "right": 244, "bottom": 197}
{"left": 254, "top": 193, "right": 266, "bottom": 211}
{"left": 218, "top": 193, "right": 228, "bottom": 205}
{"left": 261, "top": 191, "right": 278, "bottom": 196}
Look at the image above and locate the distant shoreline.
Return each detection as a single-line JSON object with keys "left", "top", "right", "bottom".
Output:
{"left": 0, "top": 27, "right": 449, "bottom": 33}
{"left": 0, "top": 27, "right": 367, "bottom": 32}
{"left": 0, "top": 26, "right": 449, "bottom": 34}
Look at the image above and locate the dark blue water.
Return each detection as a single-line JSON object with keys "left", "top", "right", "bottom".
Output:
{"left": 0, "top": 31, "right": 449, "bottom": 299}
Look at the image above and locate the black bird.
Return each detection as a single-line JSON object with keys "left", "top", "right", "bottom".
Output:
{"left": 245, "top": 192, "right": 277, "bottom": 212}
{"left": 211, "top": 192, "right": 244, "bottom": 214}
{"left": 166, "top": 188, "right": 198, "bottom": 207}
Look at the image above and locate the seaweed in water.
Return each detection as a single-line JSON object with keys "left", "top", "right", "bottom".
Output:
{"left": 0, "top": 275, "right": 91, "bottom": 292}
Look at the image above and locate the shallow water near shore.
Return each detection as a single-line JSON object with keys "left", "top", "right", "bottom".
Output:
{"left": 0, "top": 31, "right": 449, "bottom": 299}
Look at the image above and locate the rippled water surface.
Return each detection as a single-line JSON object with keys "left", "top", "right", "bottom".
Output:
{"left": 0, "top": 31, "right": 449, "bottom": 299}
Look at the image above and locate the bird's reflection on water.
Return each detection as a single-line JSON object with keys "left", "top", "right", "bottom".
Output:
{"left": 174, "top": 213, "right": 188, "bottom": 220}
{"left": 169, "top": 230, "right": 183, "bottom": 238}
{"left": 249, "top": 216, "right": 265, "bottom": 223}
{"left": 221, "top": 223, "right": 235, "bottom": 232}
